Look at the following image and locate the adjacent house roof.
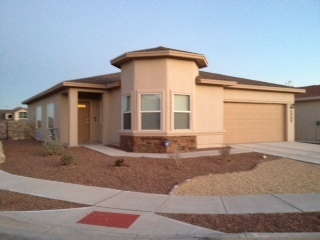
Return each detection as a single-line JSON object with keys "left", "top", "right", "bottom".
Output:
{"left": 295, "top": 85, "right": 320, "bottom": 101}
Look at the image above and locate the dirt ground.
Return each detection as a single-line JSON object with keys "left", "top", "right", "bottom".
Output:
{"left": 1, "top": 139, "right": 320, "bottom": 233}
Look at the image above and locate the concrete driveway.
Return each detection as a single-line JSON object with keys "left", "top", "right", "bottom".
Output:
{"left": 232, "top": 142, "right": 320, "bottom": 165}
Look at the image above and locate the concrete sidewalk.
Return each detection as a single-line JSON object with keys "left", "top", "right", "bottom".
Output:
{"left": 83, "top": 144, "right": 251, "bottom": 159}
{"left": 1, "top": 169, "right": 320, "bottom": 239}
{"left": 1, "top": 170, "right": 320, "bottom": 214}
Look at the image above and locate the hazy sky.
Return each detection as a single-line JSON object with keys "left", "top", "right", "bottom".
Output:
{"left": 1, "top": 0, "right": 319, "bottom": 109}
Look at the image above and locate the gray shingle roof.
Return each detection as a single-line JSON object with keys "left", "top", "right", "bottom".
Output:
{"left": 129, "top": 46, "right": 200, "bottom": 55}
{"left": 64, "top": 71, "right": 290, "bottom": 88}
{"left": 199, "top": 71, "right": 290, "bottom": 88}
{"left": 65, "top": 72, "right": 120, "bottom": 85}
{"left": 295, "top": 85, "right": 320, "bottom": 98}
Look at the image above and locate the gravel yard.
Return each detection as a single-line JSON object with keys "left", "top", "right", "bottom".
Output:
{"left": 174, "top": 158, "right": 320, "bottom": 196}
{"left": 1, "top": 139, "right": 320, "bottom": 233}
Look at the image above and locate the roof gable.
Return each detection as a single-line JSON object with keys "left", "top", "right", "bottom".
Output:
{"left": 110, "top": 46, "right": 208, "bottom": 69}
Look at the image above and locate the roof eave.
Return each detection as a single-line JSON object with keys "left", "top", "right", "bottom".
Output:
{"left": 22, "top": 81, "right": 121, "bottom": 105}
{"left": 22, "top": 82, "right": 65, "bottom": 104}
{"left": 196, "top": 77, "right": 237, "bottom": 87}
{"left": 196, "top": 77, "right": 306, "bottom": 93}
{"left": 111, "top": 49, "right": 208, "bottom": 69}
{"left": 228, "top": 84, "right": 306, "bottom": 93}
{"left": 295, "top": 96, "right": 320, "bottom": 102}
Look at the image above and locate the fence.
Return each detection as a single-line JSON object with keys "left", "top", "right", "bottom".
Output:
{"left": 0, "top": 120, "right": 35, "bottom": 140}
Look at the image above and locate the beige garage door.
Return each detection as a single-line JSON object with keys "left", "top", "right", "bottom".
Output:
{"left": 224, "top": 103, "right": 285, "bottom": 144}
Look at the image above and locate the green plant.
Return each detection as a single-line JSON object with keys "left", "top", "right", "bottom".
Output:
{"left": 61, "top": 152, "right": 74, "bottom": 165}
{"left": 114, "top": 158, "right": 125, "bottom": 167}
{"left": 43, "top": 140, "right": 65, "bottom": 155}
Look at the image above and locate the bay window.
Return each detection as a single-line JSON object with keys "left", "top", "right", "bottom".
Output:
{"left": 122, "top": 95, "right": 131, "bottom": 130}
{"left": 174, "top": 94, "right": 190, "bottom": 129}
{"left": 141, "top": 94, "right": 161, "bottom": 130}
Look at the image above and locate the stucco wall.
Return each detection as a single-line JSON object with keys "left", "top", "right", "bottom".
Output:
{"left": 195, "top": 85, "right": 225, "bottom": 148}
{"left": 121, "top": 58, "right": 198, "bottom": 134}
{"left": 295, "top": 99, "right": 320, "bottom": 142}
{"left": 28, "top": 92, "right": 62, "bottom": 141}
{"left": 103, "top": 88, "right": 121, "bottom": 146}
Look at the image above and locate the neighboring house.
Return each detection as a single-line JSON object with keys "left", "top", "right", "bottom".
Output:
{"left": 295, "top": 85, "right": 320, "bottom": 143}
{"left": 23, "top": 47, "right": 304, "bottom": 153}
{"left": 0, "top": 107, "right": 28, "bottom": 121}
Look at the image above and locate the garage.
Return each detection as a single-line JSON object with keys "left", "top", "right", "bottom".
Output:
{"left": 224, "top": 102, "right": 286, "bottom": 144}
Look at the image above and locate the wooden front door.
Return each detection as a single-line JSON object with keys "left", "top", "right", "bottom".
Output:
{"left": 78, "top": 102, "right": 90, "bottom": 143}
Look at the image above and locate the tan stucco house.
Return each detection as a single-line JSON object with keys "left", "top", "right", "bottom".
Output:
{"left": 295, "top": 85, "right": 320, "bottom": 143}
{"left": 23, "top": 47, "right": 304, "bottom": 152}
{"left": 0, "top": 107, "right": 28, "bottom": 121}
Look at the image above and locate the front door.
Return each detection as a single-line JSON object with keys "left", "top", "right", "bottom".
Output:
{"left": 78, "top": 102, "right": 90, "bottom": 143}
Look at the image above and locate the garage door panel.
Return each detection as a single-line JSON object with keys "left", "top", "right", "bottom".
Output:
{"left": 224, "top": 103, "right": 285, "bottom": 144}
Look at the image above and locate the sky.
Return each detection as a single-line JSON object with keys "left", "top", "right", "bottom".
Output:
{"left": 1, "top": 0, "right": 319, "bottom": 109}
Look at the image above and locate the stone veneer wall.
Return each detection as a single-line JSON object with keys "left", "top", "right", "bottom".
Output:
{"left": 120, "top": 135, "right": 196, "bottom": 153}
{"left": 0, "top": 120, "right": 35, "bottom": 140}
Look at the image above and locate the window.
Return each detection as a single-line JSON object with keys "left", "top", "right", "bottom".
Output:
{"left": 174, "top": 94, "right": 190, "bottom": 129}
{"left": 141, "top": 94, "right": 161, "bottom": 130}
{"left": 122, "top": 95, "right": 131, "bottom": 130}
{"left": 47, "top": 103, "right": 54, "bottom": 128}
{"left": 36, "top": 106, "right": 42, "bottom": 128}
{"left": 19, "top": 112, "right": 28, "bottom": 119}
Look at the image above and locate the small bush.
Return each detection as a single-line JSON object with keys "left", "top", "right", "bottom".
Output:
{"left": 61, "top": 152, "right": 74, "bottom": 165}
{"left": 43, "top": 140, "right": 65, "bottom": 155}
{"left": 169, "top": 150, "right": 182, "bottom": 169}
{"left": 114, "top": 158, "right": 125, "bottom": 167}
{"left": 218, "top": 145, "right": 232, "bottom": 160}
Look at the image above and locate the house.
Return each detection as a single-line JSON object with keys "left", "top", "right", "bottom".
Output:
{"left": 0, "top": 107, "right": 28, "bottom": 121}
{"left": 22, "top": 47, "right": 305, "bottom": 153}
{"left": 295, "top": 85, "right": 320, "bottom": 143}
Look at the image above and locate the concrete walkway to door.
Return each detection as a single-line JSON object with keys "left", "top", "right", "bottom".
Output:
{"left": 232, "top": 142, "right": 320, "bottom": 165}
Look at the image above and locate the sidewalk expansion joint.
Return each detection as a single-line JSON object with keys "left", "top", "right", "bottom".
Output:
{"left": 154, "top": 195, "right": 170, "bottom": 213}
{"left": 219, "top": 196, "right": 229, "bottom": 214}
{"left": 272, "top": 194, "right": 303, "bottom": 213}
{"left": 93, "top": 190, "right": 124, "bottom": 206}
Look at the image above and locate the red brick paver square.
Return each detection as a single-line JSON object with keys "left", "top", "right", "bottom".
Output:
{"left": 77, "top": 211, "right": 140, "bottom": 229}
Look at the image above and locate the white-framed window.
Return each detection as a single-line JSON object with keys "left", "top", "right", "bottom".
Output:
{"left": 47, "top": 103, "right": 54, "bottom": 129}
{"left": 174, "top": 94, "right": 191, "bottom": 130}
{"left": 141, "top": 94, "right": 161, "bottom": 130}
{"left": 19, "top": 111, "right": 28, "bottom": 119}
{"left": 122, "top": 95, "right": 131, "bottom": 130}
{"left": 36, "top": 106, "right": 42, "bottom": 128}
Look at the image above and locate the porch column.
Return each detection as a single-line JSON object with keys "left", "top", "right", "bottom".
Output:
{"left": 68, "top": 88, "right": 78, "bottom": 146}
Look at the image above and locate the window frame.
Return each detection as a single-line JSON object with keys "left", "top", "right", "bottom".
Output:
{"left": 174, "top": 94, "right": 191, "bottom": 130}
{"left": 47, "top": 103, "right": 54, "bottom": 129}
{"left": 36, "top": 106, "right": 42, "bottom": 128}
{"left": 122, "top": 95, "right": 132, "bottom": 130}
{"left": 140, "top": 93, "right": 162, "bottom": 130}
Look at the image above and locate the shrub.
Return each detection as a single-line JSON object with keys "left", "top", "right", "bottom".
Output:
{"left": 43, "top": 140, "right": 65, "bottom": 155}
{"left": 169, "top": 150, "right": 182, "bottom": 169}
{"left": 218, "top": 145, "right": 232, "bottom": 160}
{"left": 114, "top": 158, "right": 125, "bottom": 167}
{"left": 61, "top": 152, "right": 74, "bottom": 165}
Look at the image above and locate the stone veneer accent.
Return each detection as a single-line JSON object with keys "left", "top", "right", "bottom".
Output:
{"left": 120, "top": 135, "right": 196, "bottom": 153}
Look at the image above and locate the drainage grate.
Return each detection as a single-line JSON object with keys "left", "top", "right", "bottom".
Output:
{"left": 77, "top": 211, "right": 140, "bottom": 229}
